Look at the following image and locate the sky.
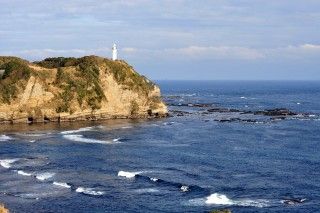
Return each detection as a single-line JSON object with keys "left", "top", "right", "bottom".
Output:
{"left": 0, "top": 0, "right": 320, "bottom": 80}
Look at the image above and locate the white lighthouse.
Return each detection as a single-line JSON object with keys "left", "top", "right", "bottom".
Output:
{"left": 112, "top": 43, "right": 118, "bottom": 61}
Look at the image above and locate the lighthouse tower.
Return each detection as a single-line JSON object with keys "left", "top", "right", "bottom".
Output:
{"left": 112, "top": 43, "right": 118, "bottom": 61}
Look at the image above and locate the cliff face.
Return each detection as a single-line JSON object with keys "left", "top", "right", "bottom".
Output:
{"left": 0, "top": 204, "right": 9, "bottom": 213}
{"left": 0, "top": 56, "right": 167, "bottom": 123}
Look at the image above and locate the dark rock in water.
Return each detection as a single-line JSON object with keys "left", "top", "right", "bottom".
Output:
{"left": 170, "top": 110, "right": 192, "bottom": 117}
{"left": 210, "top": 209, "right": 232, "bottom": 213}
{"left": 282, "top": 198, "right": 306, "bottom": 205}
{"left": 242, "top": 119, "right": 259, "bottom": 123}
{"left": 240, "top": 110, "right": 254, "bottom": 114}
{"left": 254, "top": 108, "right": 297, "bottom": 116}
{"left": 214, "top": 118, "right": 241, "bottom": 123}
{"left": 207, "top": 108, "right": 240, "bottom": 113}
{"left": 214, "top": 118, "right": 262, "bottom": 123}
{"left": 193, "top": 103, "right": 215, "bottom": 107}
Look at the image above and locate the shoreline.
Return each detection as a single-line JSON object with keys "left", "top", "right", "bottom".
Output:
{"left": 0, "top": 113, "right": 169, "bottom": 125}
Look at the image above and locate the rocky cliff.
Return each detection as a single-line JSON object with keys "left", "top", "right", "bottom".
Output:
{"left": 0, "top": 56, "right": 167, "bottom": 123}
{"left": 0, "top": 204, "right": 9, "bottom": 213}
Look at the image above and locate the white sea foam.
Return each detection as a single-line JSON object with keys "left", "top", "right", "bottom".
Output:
{"left": 60, "top": 127, "right": 94, "bottom": 135}
{"left": 0, "top": 135, "right": 12, "bottom": 142}
{"left": 121, "top": 126, "right": 133, "bottom": 129}
{"left": 22, "top": 133, "right": 49, "bottom": 137}
{"left": 0, "top": 158, "right": 19, "bottom": 168}
{"left": 163, "top": 122, "right": 176, "bottom": 126}
{"left": 206, "top": 193, "right": 233, "bottom": 205}
{"left": 17, "top": 170, "right": 33, "bottom": 176}
{"left": 118, "top": 171, "right": 141, "bottom": 178}
{"left": 240, "top": 96, "right": 246, "bottom": 99}
{"left": 29, "top": 140, "right": 36, "bottom": 143}
{"left": 180, "top": 185, "right": 189, "bottom": 192}
{"left": 205, "top": 193, "right": 270, "bottom": 207}
{"left": 150, "top": 177, "right": 158, "bottom": 182}
{"left": 76, "top": 187, "right": 104, "bottom": 196}
{"left": 36, "top": 172, "right": 55, "bottom": 181}
{"left": 63, "top": 134, "right": 113, "bottom": 144}
{"left": 236, "top": 198, "right": 270, "bottom": 207}
{"left": 134, "top": 188, "right": 160, "bottom": 193}
{"left": 182, "top": 93, "right": 196, "bottom": 97}
{"left": 113, "top": 138, "right": 122, "bottom": 142}
{"left": 53, "top": 182, "right": 71, "bottom": 188}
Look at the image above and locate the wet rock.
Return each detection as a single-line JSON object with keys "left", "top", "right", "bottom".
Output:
{"left": 207, "top": 108, "right": 240, "bottom": 113}
{"left": 214, "top": 118, "right": 241, "bottom": 123}
{"left": 240, "top": 110, "right": 254, "bottom": 114}
{"left": 170, "top": 110, "right": 192, "bottom": 117}
{"left": 254, "top": 108, "right": 297, "bottom": 116}
{"left": 241, "top": 119, "right": 259, "bottom": 123}
{"left": 210, "top": 209, "right": 232, "bottom": 213}
{"left": 270, "top": 116, "right": 286, "bottom": 121}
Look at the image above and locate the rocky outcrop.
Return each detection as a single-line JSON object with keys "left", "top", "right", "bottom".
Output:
{"left": 210, "top": 209, "right": 232, "bottom": 213}
{"left": 0, "top": 204, "right": 9, "bottom": 213}
{"left": 0, "top": 56, "right": 167, "bottom": 123}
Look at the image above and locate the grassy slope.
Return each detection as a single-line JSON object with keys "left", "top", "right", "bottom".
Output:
{"left": 0, "top": 56, "right": 161, "bottom": 114}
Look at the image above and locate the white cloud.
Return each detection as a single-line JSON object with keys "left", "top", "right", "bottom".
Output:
{"left": 163, "top": 46, "right": 264, "bottom": 60}
{"left": 122, "top": 44, "right": 320, "bottom": 61}
{"left": 1, "top": 44, "right": 320, "bottom": 61}
{"left": 264, "top": 44, "right": 320, "bottom": 59}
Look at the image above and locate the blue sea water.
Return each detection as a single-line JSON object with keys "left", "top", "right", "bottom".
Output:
{"left": 0, "top": 81, "right": 319, "bottom": 213}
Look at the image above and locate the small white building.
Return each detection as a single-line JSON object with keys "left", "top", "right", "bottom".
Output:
{"left": 112, "top": 43, "right": 118, "bottom": 61}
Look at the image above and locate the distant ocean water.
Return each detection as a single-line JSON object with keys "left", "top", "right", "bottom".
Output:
{"left": 0, "top": 81, "right": 319, "bottom": 212}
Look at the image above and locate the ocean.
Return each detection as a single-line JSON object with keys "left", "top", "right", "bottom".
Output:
{"left": 0, "top": 81, "right": 319, "bottom": 212}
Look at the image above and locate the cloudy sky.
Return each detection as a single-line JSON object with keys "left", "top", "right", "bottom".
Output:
{"left": 1, "top": 0, "right": 319, "bottom": 80}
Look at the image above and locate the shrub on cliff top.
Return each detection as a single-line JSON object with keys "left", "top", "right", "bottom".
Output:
{"left": 0, "top": 59, "right": 31, "bottom": 104}
{"left": 54, "top": 58, "right": 106, "bottom": 113}
{"left": 34, "top": 57, "right": 78, "bottom": 68}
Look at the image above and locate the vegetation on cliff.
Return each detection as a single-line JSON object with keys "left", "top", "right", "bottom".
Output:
{"left": 0, "top": 55, "right": 167, "bottom": 123}
{"left": 0, "top": 57, "right": 31, "bottom": 104}
{"left": 33, "top": 56, "right": 158, "bottom": 113}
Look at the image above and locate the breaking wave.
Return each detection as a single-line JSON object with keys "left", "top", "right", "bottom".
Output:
{"left": 53, "top": 182, "right": 72, "bottom": 188}
{"left": 118, "top": 171, "right": 142, "bottom": 178}
{"left": 76, "top": 187, "right": 104, "bottom": 196}
{"left": 134, "top": 188, "right": 160, "bottom": 193}
{"left": 121, "top": 126, "right": 133, "bottom": 129}
{"left": 205, "top": 193, "right": 234, "bottom": 205}
{"left": 0, "top": 135, "right": 12, "bottom": 142}
{"left": 36, "top": 172, "right": 55, "bottom": 181}
{"left": 0, "top": 158, "right": 19, "bottom": 168}
{"left": 18, "top": 133, "right": 51, "bottom": 137}
{"left": 17, "top": 170, "right": 33, "bottom": 176}
{"left": 60, "top": 127, "right": 94, "bottom": 135}
{"left": 163, "top": 122, "right": 176, "bottom": 126}
{"left": 150, "top": 177, "right": 159, "bottom": 182}
{"left": 189, "top": 193, "right": 270, "bottom": 208}
{"left": 63, "top": 134, "right": 114, "bottom": 144}
{"left": 118, "top": 171, "right": 207, "bottom": 195}
{"left": 180, "top": 185, "right": 189, "bottom": 192}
